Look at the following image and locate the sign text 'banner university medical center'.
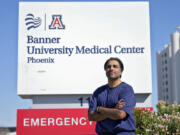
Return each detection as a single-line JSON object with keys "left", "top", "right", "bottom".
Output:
{"left": 18, "top": 2, "right": 152, "bottom": 95}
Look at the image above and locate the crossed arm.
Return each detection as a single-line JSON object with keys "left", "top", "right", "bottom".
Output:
{"left": 88, "top": 100, "right": 127, "bottom": 121}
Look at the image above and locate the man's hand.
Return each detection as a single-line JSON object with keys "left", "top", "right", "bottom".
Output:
{"left": 115, "top": 99, "right": 125, "bottom": 109}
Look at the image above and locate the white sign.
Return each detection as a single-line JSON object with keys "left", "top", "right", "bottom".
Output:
{"left": 18, "top": 2, "right": 152, "bottom": 95}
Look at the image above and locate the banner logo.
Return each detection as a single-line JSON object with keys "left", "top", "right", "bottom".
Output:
{"left": 49, "top": 15, "right": 65, "bottom": 29}
{"left": 25, "top": 13, "right": 41, "bottom": 30}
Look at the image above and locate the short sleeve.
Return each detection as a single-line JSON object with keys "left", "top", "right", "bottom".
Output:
{"left": 88, "top": 93, "right": 98, "bottom": 112}
{"left": 113, "top": 84, "right": 136, "bottom": 132}
{"left": 120, "top": 85, "right": 136, "bottom": 115}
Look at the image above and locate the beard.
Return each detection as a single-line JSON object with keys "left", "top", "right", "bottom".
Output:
{"left": 106, "top": 71, "right": 120, "bottom": 80}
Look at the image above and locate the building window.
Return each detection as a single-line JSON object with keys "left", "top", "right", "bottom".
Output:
{"left": 166, "top": 81, "right": 168, "bottom": 85}
{"left": 166, "top": 74, "right": 168, "bottom": 78}
{"left": 165, "top": 60, "right": 167, "bottom": 64}
{"left": 166, "top": 88, "right": 168, "bottom": 92}
{"left": 165, "top": 67, "right": 167, "bottom": 71}
{"left": 166, "top": 95, "right": 169, "bottom": 99}
{"left": 164, "top": 53, "right": 167, "bottom": 57}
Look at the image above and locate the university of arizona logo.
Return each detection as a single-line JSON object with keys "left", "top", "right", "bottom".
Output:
{"left": 25, "top": 13, "right": 41, "bottom": 30}
{"left": 49, "top": 15, "right": 65, "bottom": 29}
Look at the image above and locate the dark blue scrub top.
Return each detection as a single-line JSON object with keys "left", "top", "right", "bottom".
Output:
{"left": 88, "top": 82, "right": 136, "bottom": 135}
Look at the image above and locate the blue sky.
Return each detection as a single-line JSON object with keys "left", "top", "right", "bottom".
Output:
{"left": 0, "top": 0, "right": 180, "bottom": 127}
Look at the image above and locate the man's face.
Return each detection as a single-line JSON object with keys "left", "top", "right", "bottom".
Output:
{"left": 105, "top": 60, "right": 122, "bottom": 80}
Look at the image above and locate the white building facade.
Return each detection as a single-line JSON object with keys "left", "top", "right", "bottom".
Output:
{"left": 157, "top": 28, "right": 180, "bottom": 104}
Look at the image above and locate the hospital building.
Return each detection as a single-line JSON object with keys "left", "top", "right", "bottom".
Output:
{"left": 156, "top": 27, "right": 180, "bottom": 104}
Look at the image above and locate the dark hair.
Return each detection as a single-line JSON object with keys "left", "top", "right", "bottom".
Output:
{"left": 104, "top": 57, "right": 124, "bottom": 71}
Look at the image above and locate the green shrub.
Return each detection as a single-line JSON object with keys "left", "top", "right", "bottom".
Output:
{"left": 134, "top": 101, "right": 180, "bottom": 135}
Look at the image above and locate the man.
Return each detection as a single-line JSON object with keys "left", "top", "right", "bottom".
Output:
{"left": 88, "top": 57, "right": 136, "bottom": 135}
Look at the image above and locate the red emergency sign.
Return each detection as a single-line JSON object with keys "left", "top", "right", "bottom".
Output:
{"left": 17, "top": 107, "right": 153, "bottom": 135}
